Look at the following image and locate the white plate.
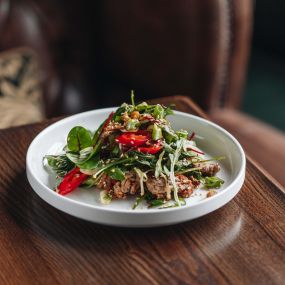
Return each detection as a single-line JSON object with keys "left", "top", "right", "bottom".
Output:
{"left": 26, "top": 108, "right": 246, "bottom": 227}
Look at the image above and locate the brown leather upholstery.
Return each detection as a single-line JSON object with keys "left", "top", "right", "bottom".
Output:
{"left": 0, "top": 0, "right": 253, "bottom": 116}
{"left": 211, "top": 110, "right": 285, "bottom": 187}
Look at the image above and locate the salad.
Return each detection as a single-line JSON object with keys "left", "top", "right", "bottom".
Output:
{"left": 44, "top": 92, "right": 224, "bottom": 209}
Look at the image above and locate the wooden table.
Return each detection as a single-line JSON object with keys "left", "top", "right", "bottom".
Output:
{"left": 0, "top": 96, "right": 284, "bottom": 285}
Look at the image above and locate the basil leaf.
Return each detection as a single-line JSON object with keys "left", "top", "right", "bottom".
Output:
{"left": 204, "top": 176, "right": 224, "bottom": 189}
{"left": 107, "top": 167, "right": 125, "bottom": 181}
{"left": 67, "top": 126, "right": 92, "bottom": 152}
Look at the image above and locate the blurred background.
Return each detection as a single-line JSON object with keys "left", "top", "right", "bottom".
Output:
{"left": 243, "top": 0, "right": 285, "bottom": 132}
{"left": 0, "top": 0, "right": 284, "bottom": 185}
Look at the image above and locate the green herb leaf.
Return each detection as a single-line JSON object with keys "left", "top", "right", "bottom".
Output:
{"left": 66, "top": 146, "right": 94, "bottom": 164}
{"left": 164, "top": 105, "right": 175, "bottom": 117}
{"left": 169, "top": 139, "right": 184, "bottom": 206}
{"left": 126, "top": 119, "right": 139, "bottom": 131}
{"left": 158, "top": 198, "right": 186, "bottom": 209}
{"left": 132, "top": 196, "right": 144, "bottom": 210}
{"left": 134, "top": 168, "right": 148, "bottom": 196}
{"left": 162, "top": 126, "right": 178, "bottom": 143}
{"left": 155, "top": 151, "right": 165, "bottom": 178}
{"left": 81, "top": 176, "right": 97, "bottom": 188}
{"left": 153, "top": 105, "right": 165, "bottom": 119}
{"left": 92, "top": 122, "right": 104, "bottom": 145}
{"left": 79, "top": 155, "right": 100, "bottom": 170}
{"left": 176, "top": 129, "right": 188, "bottom": 139}
{"left": 106, "top": 167, "right": 125, "bottom": 181}
{"left": 152, "top": 123, "right": 162, "bottom": 140}
{"left": 148, "top": 199, "right": 165, "bottom": 208}
{"left": 131, "top": 90, "right": 135, "bottom": 106}
{"left": 67, "top": 126, "right": 92, "bottom": 152}
{"left": 100, "top": 190, "right": 112, "bottom": 204}
{"left": 204, "top": 176, "right": 224, "bottom": 188}
{"left": 44, "top": 154, "right": 74, "bottom": 177}
{"left": 111, "top": 144, "right": 120, "bottom": 156}
{"left": 136, "top": 102, "right": 148, "bottom": 112}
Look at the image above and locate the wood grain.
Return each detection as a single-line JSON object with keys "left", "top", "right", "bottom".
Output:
{"left": 0, "top": 96, "right": 284, "bottom": 285}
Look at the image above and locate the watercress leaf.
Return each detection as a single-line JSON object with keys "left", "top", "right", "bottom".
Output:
{"left": 67, "top": 126, "right": 92, "bottom": 152}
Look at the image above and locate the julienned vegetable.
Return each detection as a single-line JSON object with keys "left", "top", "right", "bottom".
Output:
{"left": 44, "top": 92, "right": 225, "bottom": 209}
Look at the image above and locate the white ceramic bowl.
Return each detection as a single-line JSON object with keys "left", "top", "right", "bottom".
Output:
{"left": 26, "top": 108, "right": 246, "bottom": 227}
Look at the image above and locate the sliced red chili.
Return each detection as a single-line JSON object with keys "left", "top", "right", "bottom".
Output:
{"left": 100, "top": 111, "right": 114, "bottom": 137}
{"left": 187, "top": 147, "right": 204, "bottom": 155}
{"left": 188, "top": 131, "right": 195, "bottom": 141}
{"left": 115, "top": 131, "right": 150, "bottom": 147}
{"left": 58, "top": 167, "right": 88, "bottom": 195}
{"left": 137, "top": 143, "right": 162, "bottom": 154}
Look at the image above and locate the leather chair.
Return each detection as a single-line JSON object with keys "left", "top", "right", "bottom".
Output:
{"left": 1, "top": 0, "right": 284, "bottom": 186}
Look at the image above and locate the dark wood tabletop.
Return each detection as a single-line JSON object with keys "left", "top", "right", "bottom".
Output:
{"left": 0, "top": 96, "right": 284, "bottom": 285}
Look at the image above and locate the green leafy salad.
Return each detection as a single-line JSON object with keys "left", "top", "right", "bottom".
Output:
{"left": 44, "top": 92, "right": 224, "bottom": 209}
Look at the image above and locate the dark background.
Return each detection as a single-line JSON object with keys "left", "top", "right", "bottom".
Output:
{"left": 243, "top": 0, "right": 285, "bottom": 131}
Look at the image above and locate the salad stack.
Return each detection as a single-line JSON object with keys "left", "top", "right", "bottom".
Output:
{"left": 45, "top": 93, "right": 224, "bottom": 209}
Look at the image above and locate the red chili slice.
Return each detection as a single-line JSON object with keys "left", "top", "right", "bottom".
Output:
{"left": 58, "top": 167, "right": 88, "bottom": 195}
{"left": 187, "top": 147, "right": 204, "bottom": 155}
{"left": 115, "top": 131, "right": 150, "bottom": 147}
{"left": 99, "top": 111, "right": 114, "bottom": 138}
{"left": 137, "top": 143, "right": 162, "bottom": 154}
{"left": 188, "top": 131, "right": 195, "bottom": 141}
